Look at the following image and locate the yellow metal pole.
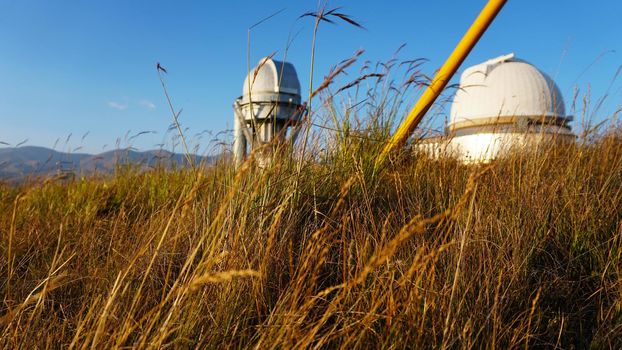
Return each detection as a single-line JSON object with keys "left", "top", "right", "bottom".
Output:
{"left": 376, "top": 0, "right": 507, "bottom": 166}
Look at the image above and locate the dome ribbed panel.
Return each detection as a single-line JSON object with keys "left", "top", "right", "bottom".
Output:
{"left": 242, "top": 58, "right": 301, "bottom": 98}
{"left": 450, "top": 57, "right": 567, "bottom": 127}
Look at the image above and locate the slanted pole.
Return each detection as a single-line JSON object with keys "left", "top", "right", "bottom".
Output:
{"left": 376, "top": 0, "right": 507, "bottom": 167}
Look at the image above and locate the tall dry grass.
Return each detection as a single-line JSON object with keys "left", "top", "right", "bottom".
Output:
{"left": 2, "top": 31, "right": 622, "bottom": 348}
{"left": 2, "top": 103, "right": 622, "bottom": 349}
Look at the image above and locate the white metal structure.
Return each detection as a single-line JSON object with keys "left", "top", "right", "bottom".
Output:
{"left": 419, "top": 53, "right": 574, "bottom": 163}
{"left": 233, "top": 57, "right": 305, "bottom": 167}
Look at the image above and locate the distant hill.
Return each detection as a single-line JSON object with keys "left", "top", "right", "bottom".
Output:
{"left": 0, "top": 146, "right": 214, "bottom": 181}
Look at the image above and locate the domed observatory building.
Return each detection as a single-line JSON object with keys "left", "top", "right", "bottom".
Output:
{"left": 233, "top": 57, "right": 305, "bottom": 167}
{"left": 420, "top": 53, "right": 575, "bottom": 163}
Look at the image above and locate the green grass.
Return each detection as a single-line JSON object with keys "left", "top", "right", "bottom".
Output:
{"left": 1, "top": 120, "right": 622, "bottom": 348}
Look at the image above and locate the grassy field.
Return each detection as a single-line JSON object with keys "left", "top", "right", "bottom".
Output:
{"left": 1, "top": 117, "right": 622, "bottom": 348}
{"left": 2, "top": 30, "right": 622, "bottom": 346}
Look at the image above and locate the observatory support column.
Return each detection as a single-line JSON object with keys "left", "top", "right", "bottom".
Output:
{"left": 233, "top": 110, "right": 247, "bottom": 168}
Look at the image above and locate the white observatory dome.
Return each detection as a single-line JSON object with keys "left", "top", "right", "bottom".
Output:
{"left": 233, "top": 57, "right": 306, "bottom": 168}
{"left": 417, "top": 53, "right": 575, "bottom": 163}
{"left": 449, "top": 53, "right": 569, "bottom": 131}
{"left": 242, "top": 57, "right": 302, "bottom": 106}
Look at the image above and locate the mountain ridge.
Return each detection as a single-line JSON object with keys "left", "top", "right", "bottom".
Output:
{"left": 0, "top": 146, "right": 213, "bottom": 181}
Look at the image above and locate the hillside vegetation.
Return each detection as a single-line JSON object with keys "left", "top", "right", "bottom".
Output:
{"left": 2, "top": 39, "right": 622, "bottom": 348}
{"left": 1, "top": 121, "right": 622, "bottom": 348}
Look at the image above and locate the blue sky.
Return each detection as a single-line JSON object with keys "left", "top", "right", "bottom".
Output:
{"left": 1, "top": 0, "right": 621, "bottom": 154}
